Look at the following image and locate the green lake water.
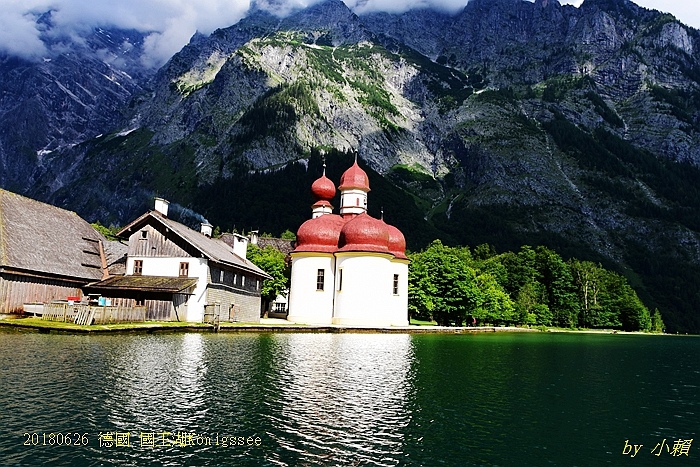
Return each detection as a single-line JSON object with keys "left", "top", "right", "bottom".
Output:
{"left": 0, "top": 331, "right": 697, "bottom": 466}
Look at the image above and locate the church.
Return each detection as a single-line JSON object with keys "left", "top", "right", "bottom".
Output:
{"left": 286, "top": 159, "right": 409, "bottom": 326}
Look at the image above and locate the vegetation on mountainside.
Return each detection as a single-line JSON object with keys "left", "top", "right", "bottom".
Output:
{"left": 409, "top": 240, "right": 657, "bottom": 332}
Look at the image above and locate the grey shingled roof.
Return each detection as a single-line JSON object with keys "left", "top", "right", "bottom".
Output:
{"left": 103, "top": 240, "right": 127, "bottom": 276}
{"left": 255, "top": 237, "right": 295, "bottom": 255}
{"left": 0, "top": 190, "right": 104, "bottom": 281}
{"left": 86, "top": 275, "right": 197, "bottom": 293}
{"left": 119, "top": 211, "right": 271, "bottom": 279}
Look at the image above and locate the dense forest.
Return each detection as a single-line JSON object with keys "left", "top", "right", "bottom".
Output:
{"left": 245, "top": 235, "right": 664, "bottom": 332}
{"left": 408, "top": 240, "right": 662, "bottom": 331}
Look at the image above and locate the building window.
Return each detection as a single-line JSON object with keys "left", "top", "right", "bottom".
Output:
{"left": 242, "top": 275, "right": 246, "bottom": 287}
{"left": 337, "top": 269, "right": 343, "bottom": 291}
{"left": 140, "top": 230, "right": 147, "bottom": 239}
{"left": 393, "top": 274, "right": 399, "bottom": 295}
{"left": 256, "top": 279, "right": 260, "bottom": 290}
{"left": 316, "top": 269, "right": 325, "bottom": 291}
{"left": 274, "top": 302, "right": 286, "bottom": 313}
{"left": 133, "top": 260, "right": 143, "bottom": 275}
{"left": 179, "top": 262, "right": 189, "bottom": 277}
{"left": 219, "top": 270, "right": 224, "bottom": 282}
{"left": 234, "top": 273, "right": 238, "bottom": 285}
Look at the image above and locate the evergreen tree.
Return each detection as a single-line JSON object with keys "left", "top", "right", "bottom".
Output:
{"left": 651, "top": 309, "right": 665, "bottom": 333}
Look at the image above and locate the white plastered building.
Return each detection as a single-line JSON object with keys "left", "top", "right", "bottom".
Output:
{"left": 287, "top": 160, "right": 409, "bottom": 327}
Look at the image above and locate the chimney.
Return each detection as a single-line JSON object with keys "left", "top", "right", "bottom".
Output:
{"left": 154, "top": 198, "right": 170, "bottom": 217}
{"left": 249, "top": 230, "right": 259, "bottom": 245}
{"left": 232, "top": 233, "right": 249, "bottom": 260}
{"left": 201, "top": 222, "right": 213, "bottom": 237}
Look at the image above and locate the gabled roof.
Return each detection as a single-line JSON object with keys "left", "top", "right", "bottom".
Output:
{"left": 118, "top": 211, "right": 271, "bottom": 279}
{"left": 0, "top": 189, "right": 104, "bottom": 281}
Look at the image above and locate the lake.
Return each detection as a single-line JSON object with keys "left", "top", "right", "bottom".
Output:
{"left": 0, "top": 331, "right": 697, "bottom": 466}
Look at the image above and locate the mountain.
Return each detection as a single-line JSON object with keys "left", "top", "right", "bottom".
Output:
{"left": 0, "top": 12, "right": 154, "bottom": 193}
{"left": 2, "top": 0, "right": 700, "bottom": 332}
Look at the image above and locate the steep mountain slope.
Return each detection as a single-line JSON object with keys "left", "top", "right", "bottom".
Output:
{"left": 0, "top": 13, "right": 153, "bottom": 193}
{"left": 7, "top": 0, "right": 700, "bottom": 332}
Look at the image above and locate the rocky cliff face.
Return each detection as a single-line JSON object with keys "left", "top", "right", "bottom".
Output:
{"left": 0, "top": 14, "right": 153, "bottom": 193}
{"left": 3, "top": 0, "right": 700, "bottom": 332}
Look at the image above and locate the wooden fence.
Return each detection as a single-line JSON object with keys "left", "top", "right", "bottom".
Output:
{"left": 42, "top": 302, "right": 147, "bottom": 325}
{"left": 42, "top": 302, "right": 78, "bottom": 322}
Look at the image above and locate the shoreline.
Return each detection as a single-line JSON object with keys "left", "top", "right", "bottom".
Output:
{"left": 0, "top": 317, "right": 544, "bottom": 335}
{"left": 0, "top": 318, "right": 680, "bottom": 335}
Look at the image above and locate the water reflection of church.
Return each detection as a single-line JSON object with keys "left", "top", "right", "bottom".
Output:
{"left": 287, "top": 159, "right": 409, "bottom": 326}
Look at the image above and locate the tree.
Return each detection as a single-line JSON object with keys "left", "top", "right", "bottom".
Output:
{"left": 280, "top": 229, "right": 297, "bottom": 240}
{"left": 408, "top": 240, "right": 479, "bottom": 326}
{"left": 91, "top": 221, "right": 121, "bottom": 241}
{"left": 246, "top": 244, "right": 290, "bottom": 302}
{"left": 535, "top": 246, "right": 579, "bottom": 328}
{"left": 408, "top": 238, "right": 655, "bottom": 331}
{"left": 570, "top": 260, "right": 605, "bottom": 327}
{"left": 514, "top": 280, "right": 551, "bottom": 326}
{"left": 651, "top": 309, "right": 665, "bottom": 333}
{"left": 473, "top": 273, "right": 516, "bottom": 325}
{"left": 600, "top": 272, "right": 651, "bottom": 331}
{"left": 408, "top": 250, "right": 435, "bottom": 321}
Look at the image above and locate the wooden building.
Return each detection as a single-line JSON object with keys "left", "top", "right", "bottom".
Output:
{"left": 86, "top": 199, "right": 271, "bottom": 323}
{"left": 0, "top": 189, "right": 106, "bottom": 317}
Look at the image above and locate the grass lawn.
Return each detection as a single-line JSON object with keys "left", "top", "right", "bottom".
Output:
{"left": 410, "top": 318, "right": 438, "bottom": 326}
{"left": 0, "top": 317, "right": 212, "bottom": 332}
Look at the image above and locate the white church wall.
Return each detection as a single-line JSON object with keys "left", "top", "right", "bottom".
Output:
{"left": 287, "top": 254, "right": 335, "bottom": 325}
{"left": 389, "top": 260, "right": 410, "bottom": 326}
{"left": 332, "top": 253, "right": 395, "bottom": 326}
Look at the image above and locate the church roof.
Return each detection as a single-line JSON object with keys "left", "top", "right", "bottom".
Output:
{"left": 338, "top": 213, "right": 390, "bottom": 254}
{"left": 311, "top": 173, "right": 336, "bottom": 201}
{"left": 385, "top": 221, "right": 409, "bottom": 260}
{"left": 338, "top": 160, "right": 370, "bottom": 192}
{"left": 295, "top": 214, "right": 346, "bottom": 254}
{"left": 293, "top": 161, "right": 407, "bottom": 259}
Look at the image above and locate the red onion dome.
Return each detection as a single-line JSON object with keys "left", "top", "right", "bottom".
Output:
{"left": 338, "top": 160, "right": 370, "bottom": 192}
{"left": 338, "top": 213, "right": 389, "bottom": 253}
{"left": 294, "top": 214, "right": 345, "bottom": 253}
{"left": 384, "top": 221, "right": 409, "bottom": 260}
{"left": 311, "top": 174, "right": 336, "bottom": 201}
